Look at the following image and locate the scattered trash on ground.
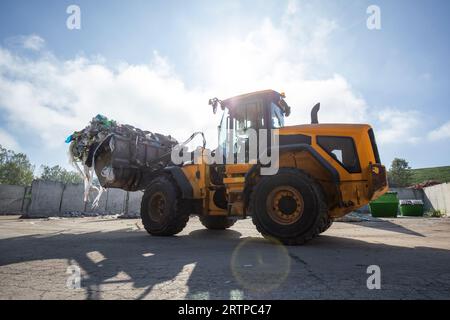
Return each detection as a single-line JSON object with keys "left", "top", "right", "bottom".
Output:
{"left": 61, "top": 211, "right": 121, "bottom": 218}
{"left": 335, "top": 212, "right": 376, "bottom": 222}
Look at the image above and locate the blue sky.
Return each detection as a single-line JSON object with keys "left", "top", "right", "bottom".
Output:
{"left": 0, "top": 0, "right": 449, "bottom": 172}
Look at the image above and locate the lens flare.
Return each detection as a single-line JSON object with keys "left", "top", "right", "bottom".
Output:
{"left": 230, "top": 237, "right": 291, "bottom": 293}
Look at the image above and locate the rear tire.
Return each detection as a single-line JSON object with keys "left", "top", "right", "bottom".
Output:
{"left": 250, "top": 168, "right": 329, "bottom": 245}
{"left": 140, "top": 175, "right": 189, "bottom": 236}
{"left": 200, "top": 215, "right": 236, "bottom": 230}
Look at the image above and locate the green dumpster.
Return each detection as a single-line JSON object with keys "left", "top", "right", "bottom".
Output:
{"left": 399, "top": 200, "right": 424, "bottom": 217}
{"left": 369, "top": 191, "right": 399, "bottom": 217}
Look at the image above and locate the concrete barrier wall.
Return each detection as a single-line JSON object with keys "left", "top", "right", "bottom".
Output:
{"left": 28, "top": 180, "right": 65, "bottom": 217}
{"left": 126, "top": 191, "right": 143, "bottom": 217}
{"left": 0, "top": 184, "right": 26, "bottom": 214}
{"left": 0, "top": 180, "right": 143, "bottom": 217}
{"left": 105, "top": 189, "right": 127, "bottom": 215}
{"left": 423, "top": 183, "right": 450, "bottom": 214}
{"left": 22, "top": 186, "right": 32, "bottom": 213}
{"left": 390, "top": 187, "right": 424, "bottom": 201}
{"left": 60, "top": 183, "right": 86, "bottom": 213}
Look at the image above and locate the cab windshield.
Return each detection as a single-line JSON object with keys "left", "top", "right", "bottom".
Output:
{"left": 218, "top": 108, "right": 229, "bottom": 150}
{"left": 218, "top": 98, "right": 286, "bottom": 156}
{"left": 218, "top": 101, "right": 262, "bottom": 150}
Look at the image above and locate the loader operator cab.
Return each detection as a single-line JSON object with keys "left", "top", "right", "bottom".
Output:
{"left": 212, "top": 90, "right": 291, "bottom": 159}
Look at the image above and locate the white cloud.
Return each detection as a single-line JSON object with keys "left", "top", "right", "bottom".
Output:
{"left": 375, "top": 109, "right": 422, "bottom": 145}
{"left": 22, "top": 34, "right": 45, "bottom": 51}
{"left": 0, "top": 48, "right": 210, "bottom": 151}
{"left": 5, "top": 34, "right": 46, "bottom": 52}
{"left": 0, "top": 128, "right": 20, "bottom": 151}
{"left": 191, "top": 5, "right": 338, "bottom": 92}
{"left": 189, "top": 6, "right": 360, "bottom": 125}
{"left": 287, "top": 0, "right": 299, "bottom": 15}
{"left": 428, "top": 121, "right": 450, "bottom": 141}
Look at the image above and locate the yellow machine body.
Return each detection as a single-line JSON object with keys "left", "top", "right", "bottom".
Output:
{"left": 180, "top": 122, "right": 388, "bottom": 219}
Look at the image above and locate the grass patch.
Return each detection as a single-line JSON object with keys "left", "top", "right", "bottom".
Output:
{"left": 410, "top": 166, "right": 450, "bottom": 184}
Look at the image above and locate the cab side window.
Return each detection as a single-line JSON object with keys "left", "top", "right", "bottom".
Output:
{"left": 317, "top": 136, "right": 361, "bottom": 173}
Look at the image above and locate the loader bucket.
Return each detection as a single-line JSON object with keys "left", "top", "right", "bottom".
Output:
{"left": 93, "top": 133, "right": 176, "bottom": 191}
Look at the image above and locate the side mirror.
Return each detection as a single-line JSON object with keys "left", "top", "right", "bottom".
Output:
{"left": 209, "top": 98, "right": 218, "bottom": 114}
{"left": 209, "top": 97, "right": 224, "bottom": 114}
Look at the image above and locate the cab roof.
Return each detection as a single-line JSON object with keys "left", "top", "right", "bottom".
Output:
{"left": 222, "top": 89, "right": 281, "bottom": 108}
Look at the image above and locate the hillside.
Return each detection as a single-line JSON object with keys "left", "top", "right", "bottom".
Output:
{"left": 410, "top": 166, "right": 450, "bottom": 184}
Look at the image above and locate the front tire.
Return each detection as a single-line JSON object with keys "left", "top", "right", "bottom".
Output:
{"left": 250, "top": 168, "right": 329, "bottom": 245}
{"left": 140, "top": 175, "right": 189, "bottom": 236}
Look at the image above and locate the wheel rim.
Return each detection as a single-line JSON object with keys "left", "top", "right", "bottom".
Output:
{"left": 266, "top": 186, "right": 304, "bottom": 225}
{"left": 149, "top": 192, "right": 166, "bottom": 222}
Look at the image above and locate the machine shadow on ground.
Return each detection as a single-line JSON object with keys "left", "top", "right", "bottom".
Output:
{"left": 340, "top": 219, "right": 426, "bottom": 237}
{"left": 0, "top": 224, "right": 449, "bottom": 299}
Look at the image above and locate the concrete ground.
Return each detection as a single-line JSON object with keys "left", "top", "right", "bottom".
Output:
{"left": 0, "top": 215, "right": 449, "bottom": 300}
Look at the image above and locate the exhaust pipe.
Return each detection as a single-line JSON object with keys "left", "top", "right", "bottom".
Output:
{"left": 311, "top": 103, "right": 320, "bottom": 124}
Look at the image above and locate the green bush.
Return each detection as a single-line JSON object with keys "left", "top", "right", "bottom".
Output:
{"left": 0, "top": 144, "right": 34, "bottom": 186}
{"left": 425, "top": 209, "right": 446, "bottom": 218}
{"left": 40, "top": 165, "right": 83, "bottom": 184}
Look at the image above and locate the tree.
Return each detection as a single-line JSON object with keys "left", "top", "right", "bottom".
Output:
{"left": 388, "top": 158, "right": 413, "bottom": 187}
{"left": 0, "top": 145, "right": 35, "bottom": 186}
{"left": 40, "top": 165, "right": 83, "bottom": 184}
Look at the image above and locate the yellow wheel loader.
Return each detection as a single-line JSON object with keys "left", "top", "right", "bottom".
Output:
{"left": 94, "top": 90, "right": 388, "bottom": 245}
